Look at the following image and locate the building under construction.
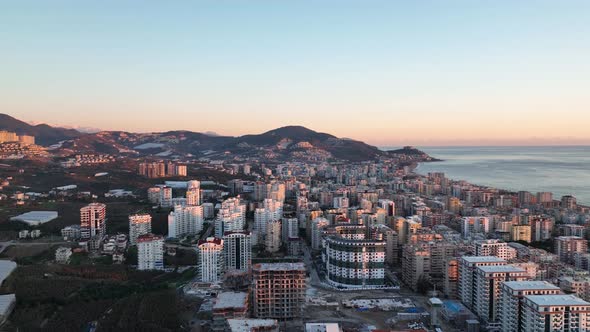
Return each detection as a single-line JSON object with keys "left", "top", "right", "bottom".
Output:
{"left": 252, "top": 262, "right": 306, "bottom": 319}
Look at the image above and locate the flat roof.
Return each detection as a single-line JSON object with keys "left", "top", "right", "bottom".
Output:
{"left": 227, "top": 319, "right": 278, "bottom": 331}
{"left": 213, "top": 292, "right": 248, "bottom": 310}
{"left": 477, "top": 265, "right": 525, "bottom": 273}
{"left": 0, "top": 260, "right": 17, "bottom": 285}
{"left": 502, "top": 281, "right": 560, "bottom": 291}
{"left": 253, "top": 262, "right": 305, "bottom": 271}
{"left": 526, "top": 295, "right": 590, "bottom": 306}
{"left": 461, "top": 256, "right": 506, "bottom": 263}
{"left": 10, "top": 211, "right": 58, "bottom": 225}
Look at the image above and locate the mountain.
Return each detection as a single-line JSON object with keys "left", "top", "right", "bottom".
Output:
{"left": 1, "top": 114, "right": 437, "bottom": 162}
{"left": 0, "top": 113, "right": 81, "bottom": 145}
{"left": 388, "top": 146, "right": 441, "bottom": 162}
{"left": 237, "top": 126, "right": 382, "bottom": 161}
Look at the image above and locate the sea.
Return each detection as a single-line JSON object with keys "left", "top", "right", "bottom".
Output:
{"left": 381, "top": 146, "right": 590, "bottom": 205}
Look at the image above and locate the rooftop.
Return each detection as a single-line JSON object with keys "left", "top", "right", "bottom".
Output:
{"left": 227, "top": 318, "right": 278, "bottom": 332}
{"left": 0, "top": 260, "right": 17, "bottom": 285}
{"left": 213, "top": 292, "right": 248, "bottom": 310}
{"left": 477, "top": 265, "right": 525, "bottom": 273}
{"left": 10, "top": 211, "right": 58, "bottom": 225}
{"left": 137, "top": 233, "right": 163, "bottom": 242}
{"left": 461, "top": 256, "right": 506, "bottom": 263}
{"left": 502, "top": 281, "right": 560, "bottom": 291}
{"left": 526, "top": 294, "right": 590, "bottom": 306}
{"left": 253, "top": 262, "right": 306, "bottom": 272}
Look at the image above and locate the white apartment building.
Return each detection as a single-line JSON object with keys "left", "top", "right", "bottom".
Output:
{"left": 159, "top": 187, "right": 173, "bottom": 207}
{"left": 129, "top": 213, "right": 152, "bottom": 245}
{"left": 186, "top": 180, "right": 201, "bottom": 206}
{"left": 223, "top": 231, "right": 252, "bottom": 273}
{"left": 215, "top": 198, "right": 246, "bottom": 238}
{"left": 281, "top": 218, "right": 298, "bottom": 242}
{"left": 555, "top": 236, "right": 588, "bottom": 264}
{"left": 462, "top": 216, "right": 490, "bottom": 237}
{"left": 311, "top": 217, "right": 330, "bottom": 251}
{"left": 137, "top": 234, "right": 164, "bottom": 271}
{"left": 323, "top": 225, "right": 386, "bottom": 289}
{"left": 458, "top": 256, "right": 507, "bottom": 310}
{"left": 521, "top": 295, "right": 590, "bottom": 332}
{"left": 168, "top": 205, "right": 204, "bottom": 238}
{"left": 254, "top": 199, "right": 283, "bottom": 240}
{"left": 197, "top": 237, "right": 224, "bottom": 282}
{"left": 499, "top": 281, "right": 561, "bottom": 332}
{"left": 474, "top": 239, "right": 517, "bottom": 261}
{"left": 80, "top": 203, "right": 107, "bottom": 240}
{"left": 474, "top": 265, "right": 530, "bottom": 328}
{"left": 265, "top": 220, "right": 282, "bottom": 253}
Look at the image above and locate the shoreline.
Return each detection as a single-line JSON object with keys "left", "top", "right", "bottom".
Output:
{"left": 413, "top": 161, "right": 590, "bottom": 207}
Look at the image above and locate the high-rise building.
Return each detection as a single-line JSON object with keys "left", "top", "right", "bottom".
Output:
{"left": 252, "top": 263, "right": 306, "bottom": 319}
{"left": 474, "top": 265, "right": 530, "bottom": 327}
{"left": 80, "top": 203, "right": 107, "bottom": 240}
{"left": 137, "top": 234, "right": 164, "bottom": 270}
{"left": 159, "top": 186, "right": 173, "bottom": 207}
{"left": 129, "top": 213, "right": 152, "bottom": 245}
{"left": 458, "top": 256, "right": 507, "bottom": 310}
{"left": 223, "top": 231, "right": 252, "bottom": 273}
{"left": 521, "top": 295, "right": 590, "bottom": 332}
{"left": 555, "top": 236, "right": 588, "bottom": 264}
{"left": 473, "top": 239, "right": 517, "bottom": 261}
{"left": 168, "top": 205, "right": 204, "bottom": 238}
{"left": 18, "top": 135, "right": 35, "bottom": 145}
{"left": 378, "top": 199, "right": 395, "bottom": 217}
{"left": 530, "top": 216, "right": 554, "bottom": 242}
{"left": 311, "top": 217, "right": 329, "bottom": 251}
{"left": 561, "top": 195, "right": 578, "bottom": 210}
{"left": 511, "top": 225, "right": 532, "bottom": 243}
{"left": 323, "top": 225, "right": 386, "bottom": 289}
{"left": 462, "top": 217, "right": 491, "bottom": 237}
{"left": 536, "top": 192, "right": 553, "bottom": 205}
{"left": 402, "top": 241, "right": 458, "bottom": 291}
{"left": 254, "top": 199, "right": 283, "bottom": 240}
{"left": 370, "top": 224, "right": 398, "bottom": 265}
{"left": 499, "top": 281, "right": 561, "bottom": 332}
{"left": 281, "top": 218, "right": 298, "bottom": 242}
{"left": 333, "top": 196, "right": 349, "bottom": 209}
{"left": 0, "top": 130, "right": 18, "bottom": 143}
{"left": 197, "top": 237, "right": 224, "bottom": 282}
{"left": 265, "top": 220, "right": 282, "bottom": 253}
{"left": 186, "top": 180, "right": 201, "bottom": 206}
{"left": 147, "top": 187, "right": 161, "bottom": 204}
{"left": 443, "top": 258, "right": 459, "bottom": 298}
{"left": 215, "top": 197, "right": 246, "bottom": 238}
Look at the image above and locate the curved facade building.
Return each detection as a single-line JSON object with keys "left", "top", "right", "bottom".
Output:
{"left": 323, "top": 225, "right": 386, "bottom": 289}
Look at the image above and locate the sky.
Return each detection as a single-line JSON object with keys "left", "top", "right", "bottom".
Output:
{"left": 1, "top": 1, "right": 589, "bottom": 146}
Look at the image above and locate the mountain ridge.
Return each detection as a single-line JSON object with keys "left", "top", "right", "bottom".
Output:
{"left": 0, "top": 113, "right": 435, "bottom": 162}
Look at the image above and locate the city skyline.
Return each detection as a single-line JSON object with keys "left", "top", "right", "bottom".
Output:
{"left": 2, "top": 1, "right": 590, "bottom": 146}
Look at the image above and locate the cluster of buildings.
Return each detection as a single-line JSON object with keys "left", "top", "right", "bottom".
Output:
{"left": 60, "top": 154, "right": 115, "bottom": 167}
{"left": 0, "top": 130, "right": 35, "bottom": 145}
{"left": 138, "top": 161, "right": 187, "bottom": 178}
{"left": 17, "top": 150, "right": 590, "bottom": 331}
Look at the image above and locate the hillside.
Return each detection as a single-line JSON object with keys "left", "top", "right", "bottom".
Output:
{"left": 0, "top": 113, "right": 81, "bottom": 145}
{"left": 1, "top": 114, "right": 436, "bottom": 162}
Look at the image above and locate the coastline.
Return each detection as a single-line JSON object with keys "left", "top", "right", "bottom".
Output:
{"left": 413, "top": 160, "right": 590, "bottom": 208}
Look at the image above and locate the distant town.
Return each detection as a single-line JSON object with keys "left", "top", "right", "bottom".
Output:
{"left": 1, "top": 115, "right": 590, "bottom": 332}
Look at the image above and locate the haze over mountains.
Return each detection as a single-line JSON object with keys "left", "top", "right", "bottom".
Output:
{"left": 0, "top": 113, "right": 434, "bottom": 162}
